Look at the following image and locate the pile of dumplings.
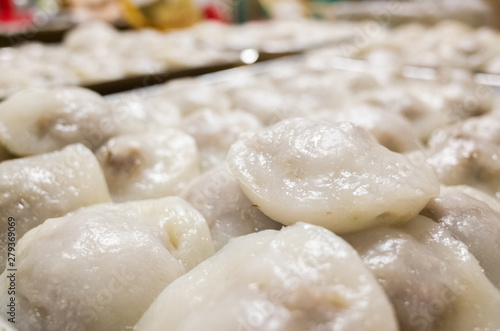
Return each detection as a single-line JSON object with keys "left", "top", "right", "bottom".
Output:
{"left": 0, "top": 50, "right": 500, "bottom": 331}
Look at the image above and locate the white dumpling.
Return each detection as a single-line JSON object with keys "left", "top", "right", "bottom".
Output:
{"left": 422, "top": 186, "right": 500, "bottom": 289}
{"left": 0, "top": 197, "right": 214, "bottom": 331}
{"left": 69, "top": 51, "right": 125, "bottom": 83}
{"left": 135, "top": 222, "right": 398, "bottom": 331}
{"left": 447, "top": 184, "right": 500, "bottom": 213}
{"left": 344, "top": 216, "right": 500, "bottom": 331}
{"left": 107, "top": 94, "right": 181, "bottom": 134}
{"left": 63, "top": 21, "right": 119, "bottom": 51}
{"left": 359, "top": 86, "right": 447, "bottom": 140}
{"left": 229, "top": 87, "right": 303, "bottom": 126}
{"left": 227, "top": 118, "right": 439, "bottom": 233}
{"left": 159, "top": 79, "right": 230, "bottom": 115}
{"left": 182, "top": 163, "right": 282, "bottom": 250}
{"left": 95, "top": 129, "right": 200, "bottom": 202}
{"left": 426, "top": 115, "right": 500, "bottom": 198}
{"left": 312, "top": 104, "right": 422, "bottom": 153}
{"left": 0, "top": 87, "right": 118, "bottom": 156}
{"left": 0, "top": 144, "right": 111, "bottom": 272}
{"left": 180, "top": 108, "right": 262, "bottom": 171}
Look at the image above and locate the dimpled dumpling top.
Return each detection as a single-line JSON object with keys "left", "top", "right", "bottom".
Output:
{"left": 0, "top": 87, "right": 118, "bottom": 156}
{"left": 227, "top": 118, "right": 439, "bottom": 233}
{"left": 95, "top": 129, "right": 200, "bottom": 202}
{"left": 0, "top": 197, "right": 214, "bottom": 331}
{"left": 135, "top": 222, "right": 398, "bottom": 331}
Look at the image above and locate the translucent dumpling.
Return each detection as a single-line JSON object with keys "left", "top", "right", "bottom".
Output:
{"left": 426, "top": 115, "right": 500, "bottom": 198}
{"left": 0, "top": 197, "right": 214, "bottom": 331}
{"left": 136, "top": 222, "right": 398, "bottom": 331}
{"left": 180, "top": 108, "right": 262, "bottom": 171}
{"left": 182, "top": 163, "right": 282, "bottom": 250}
{"left": 95, "top": 129, "right": 200, "bottom": 202}
{"left": 422, "top": 186, "right": 500, "bottom": 289}
{"left": 0, "top": 87, "right": 117, "bottom": 156}
{"left": 227, "top": 118, "right": 439, "bottom": 233}
{"left": 344, "top": 215, "right": 500, "bottom": 331}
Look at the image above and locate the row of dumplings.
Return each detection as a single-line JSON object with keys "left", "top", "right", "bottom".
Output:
{"left": 0, "top": 58, "right": 500, "bottom": 330}
{"left": 0, "top": 19, "right": 354, "bottom": 98}
{"left": 323, "top": 20, "right": 500, "bottom": 73}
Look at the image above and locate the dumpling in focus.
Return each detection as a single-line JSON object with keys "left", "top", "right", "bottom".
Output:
{"left": 344, "top": 216, "right": 500, "bottom": 331}
{"left": 426, "top": 115, "right": 500, "bottom": 198}
{"left": 182, "top": 163, "right": 281, "bottom": 250}
{"left": 227, "top": 118, "right": 439, "bottom": 233}
{"left": 95, "top": 130, "right": 200, "bottom": 202}
{"left": 180, "top": 108, "right": 262, "bottom": 171}
{"left": 421, "top": 186, "right": 500, "bottom": 289}
{"left": 0, "top": 144, "right": 111, "bottom": 272}
{"left": 135, "top": 222, "right": 398, "bottom": 331}
{"left": 0, "top": 197, "right": 214, "bottom": 331}
{"left": 0, "top": 87, "right": 118, "bottom": 156}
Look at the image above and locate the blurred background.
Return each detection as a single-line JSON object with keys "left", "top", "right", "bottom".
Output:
{"left": 2, "top": 0, "right": 500, "bottom": 97}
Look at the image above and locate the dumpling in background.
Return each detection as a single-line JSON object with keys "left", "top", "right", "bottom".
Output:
{"left": 344, "top": 216, "right": 500, "bottom": 331}
{"left": 182, "top": 163, "right": 281, "bottom": 250}
{"left": 95, "top": 129, "right": 200, "bottom": 202}
{"left": 445, "top": 184, "right": 500, "bottom": 213}
{"left": 135, "top": 223, "right": 398, "bottom": 331}
{"left": 106, "top": 94, "right": 181, "bottom": 134}
{"left": 422, "top": 186, "right": 500, "bottom": 289}
{"left": 358, "top": 86, "right": 447, "bottom": 140}
{"left": 312, "top": 104, "right": 423, "bottom": 153}
{"left": 63, "top": 21, "right": 119, "bottom": 51}
{"left": 158, "top": 79, "right": 230, "bottom": 115}
{"left": 180, "top": 109, "right": 262, "bottom": 171}
{"left": 0, "top": 144, "right": 111, "bottom": 272}
{"left": 0, "top": 87, "right": 118, "bottom": 156}
{"left": 426, "top": 115, "right": 500, "bottom": 198}
{"left": 0, "top": 197, "right": 214, "bottom": 331}
{"left": 227, "top": 118, "right": 439, "bottom": 234}
{"left": 228, "top": 87, "right": 295, "bottom": 126}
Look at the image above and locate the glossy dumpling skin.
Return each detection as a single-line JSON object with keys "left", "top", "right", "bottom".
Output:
{"left": 95, "top": 129, "right": 200, "bottom": 202}
{"left": 0, "top": 87, "right": 118, "bottom": 156}
{"left": 135, "top": 223, "right": 398, "bottom": 331}
{"left": 344, "top": 216, "right": 500, "bottom": 331}
{"left": 0, "top": 197, "right": 214, "bottom": 331}
{"left": 421, "top": 186, "right": 500, "bottom": 289}
{"left": 426, "top": 116, "right": 500, "bottom": 198}
{"left": 182, "top": 163, "right": 282, "bottom": 250}
{"left": 180, "top": 108, "right": 262, "bottom": 171}
{"left": 227, "top": 118, "right": 439, "bottom": 234}
{"left": 0, "top": 144, "right": 111, "bottom": 272}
